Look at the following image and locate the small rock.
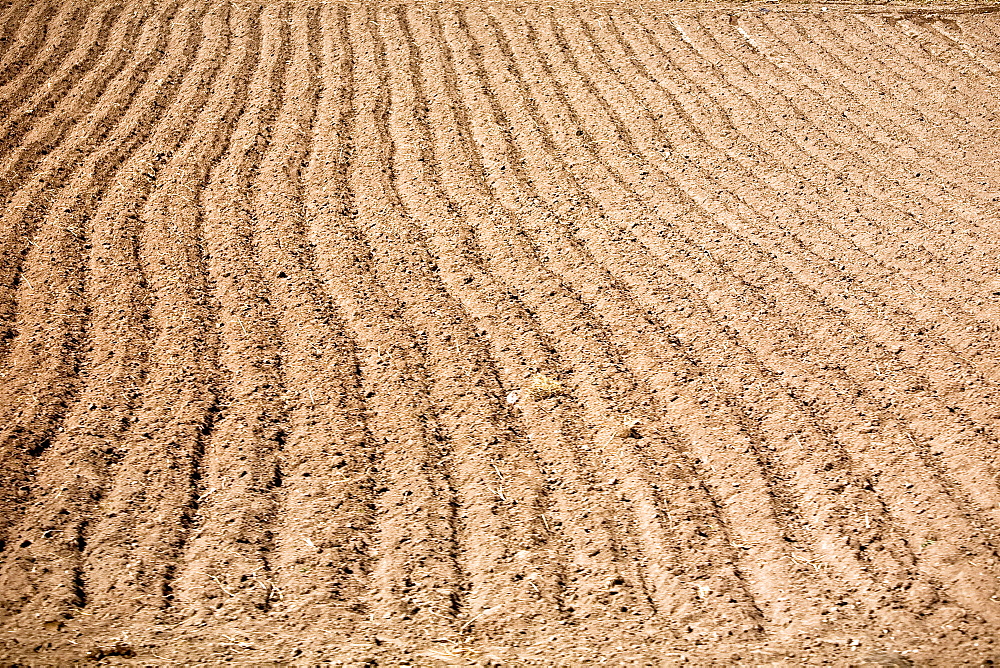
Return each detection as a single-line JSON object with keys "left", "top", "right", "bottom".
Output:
{"left": 858, "top": 652, "right": 913, "bottom": 667}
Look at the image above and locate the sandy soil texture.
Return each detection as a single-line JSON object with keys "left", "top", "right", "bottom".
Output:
{"left": 2, "top": 0, "right": 1000, "bottom": 664}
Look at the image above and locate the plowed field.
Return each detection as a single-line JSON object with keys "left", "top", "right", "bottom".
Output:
{"left": 2, "top": 0, "right": 1000, "bottom": 663}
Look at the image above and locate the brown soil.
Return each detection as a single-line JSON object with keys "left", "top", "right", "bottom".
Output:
{"left": 2, "top": 0, "right": 1000, "bottom": 664}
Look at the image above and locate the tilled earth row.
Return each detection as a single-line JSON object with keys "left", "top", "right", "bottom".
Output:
{"left": 1, "top": 0, "right": 1000, "bottom": 663}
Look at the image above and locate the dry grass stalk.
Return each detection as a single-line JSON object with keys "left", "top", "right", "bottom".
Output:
{"left": 525, "top": 373, "right": 566, "bottom": 401}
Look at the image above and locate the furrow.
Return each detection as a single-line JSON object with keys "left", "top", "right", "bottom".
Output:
{"left": 400, "top": 6, "right": 630, "bottom": 638}
{"left": 633, "top": 9, "right": 982, "bottom": 247}
{"left": 0, "top": 0, "right": 185, "bottom": 364}
{"left": 160, "top": 3, "right": 291, "bottom": 624}
{"left": 0, "top": 0, "right": 153, "bottom": 197}
{"left": 476, "top": 3, "right": 1000, "bottom": 640}
{"left": 0, "top": 165, "right": 88, "bottom": 620}
{"left": 576, "top": 8, "right": 1000, "bottom": 630}
{"left": 3, "top": 2, "right": 1000, "bottom": 663}
{"left": 683, "top": 17, "right": 1000, "bottom": 469}
{"left": 0, "top": 0, "right": 57, "bottom": 88}
{"left": 598, "top": 11, "right": 1000, "bottom": 428}
{"left": 377, "top": 6, "right": 627, "bottom": 641}
{"left": 501, "top": 4, "right": 937, "bottom": 636}
{"left": 437, "top": 7, "right": 696, "bottom": 636}
{"left": 294, "top": 5, "right": 465, "bottom": 638}
{"left": 807, "top": 13, "right": 1000, "bottom": 213}
{"left": 614, "top": 11, "right": 1000, "bottom": 415}
{"left": 763, "top": 12, "right": 962, "bottom": 160}
{"left": 240, "top": 3, "right": 372, "bottom": 631}
{"left": 955, "top": 12, "right": 1000, "bottom": 51}
{"left": 782, "top": 10, "right": 1000, "bottom": 202}
{"left": 859, "top": 14, "right": 1000, "bottom": 116}
{"left": 584, "top": 0, "right": 1000, "bottom": 504}
{"left": 675, "top": 12, "right": 1000, "bottom": 236}
{"left": 613, "top": 8, "right": 999, "bottom": 313}
{"left": 0, "top": 0, "right": 210, "bottom": 549}
{"left": 920, "top": 15, "right": 1000, "bottom": 72}
{"left": 792, "top": 13, "right": 993, "bottom": 137}
{"left": 576, "top": 3, "right": 992, "bottom": 532}
{"left": 0, "top": 0, "right": 88, "bottom": 120}
{"left": 450, "top": 4, "right": 824, "bottom": 637}
{"left": 855, "top": 14, "right": 1000, "bottom": 204}
{"left": 0, "top": 0, "right": 38, "bottom": 62}
{"left": 516, "top": 2, "right": 928, "bottom": 636}
{"left": 0, "top": 0, "right": 125, "bottom": 166}
{"left": 753, "top": 11, "right": 1000, "bottom": 232}
{"left": 78, "top": 0, "right": 233, "bottom": 617}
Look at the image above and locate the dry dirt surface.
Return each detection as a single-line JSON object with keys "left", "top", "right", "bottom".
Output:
{"left": 2, "top": 0, "right": 1000, "bottom": 664}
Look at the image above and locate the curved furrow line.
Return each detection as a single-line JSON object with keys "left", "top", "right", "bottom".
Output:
{"left": 160, "top": 4, "right": 290, "bottom": 625}
{"left": 504, "top": 0, "right": 887, "bottom": 601}
{"left": 0, "top": 0, "right": 88, "bottom": 120}
{"left": 76, "top": 0, "right": 234, "bottom": 619}
{"left": 301, "top": 7, "right": 440, "bottom": 636}
{"left": 748, "top": 12, "right": 1000, "bottom": 231}
{"left": 912, "top": 16, "right": 1000, "bottom": 171}
{"left": 349, "top": 5, "right": 635, "bottom": 640}
{"left": 549, "top": 5, "right": 1000, "bottom": 633}
{"left": 500, "top": 3, "right": 990, "bottom": 632}
{"left": 954, "top": 12, "right": 1000, "bottom": 51}
{"left": 563, "top": 10, "right": 1000, "bottom": 534}
{"left": 256, "top": 5, "right": 378, "bottom": 633}
{"left": 377, "top": 7, "right": 687, "bottom": 643}
{"left": 625, "top": 15, "right": 1000, "bottom": 459}
{"left": 0, "top": 0, "right": 153, "bottom": 197}
{"left": 375, "top": 7, "right": 591, "bottom": 639}
{"left": 762, "top": 13, "right": 963, "bottom": 158}
{"left": 0, "top": 0, "right": 208, "bottom": 553}
{"left": 858, "top": 14, "right": 1000, "bottom": 116}
{"left": 678, "top": 13, "right": 1000, "bottom": 247}
{"left": 653, "top": 10, "right": 1000, "bottom": 241}
{"left": 792, "top": 13, "right": 993, "bottom": 133}
{"left": 577, "top": 7, "right": 1000, "bottom": 352}
{"left": 234, "top": 4, "right": 371, "bottom": 631}
{"left": 0, "top": 0, "right": 37, "bottom": 62}
{"left": 293, "top": 5, "right": 467, "bottom": 639}
{"left": 0, "top": 150, "right": 156, "bottom": 629}
{"left": 585, "top": 9, "right": 994, "bottom": 337}
{"left": 919, "top": 15, "right": 1000, "bottom": 72}
{"left": 0, "top": 0, "right": 57, "bottom": 89}
{"left": 413, "top": 8, "right": 687, "bottom": 642}
{"left": 0, "top": 0, "right": 210, "bottom": 548}
{"left": 491, "top": 4, "right": 942, "bottom": 637}
{"left": 617, "top": 11, "right": 1000, "bottom": 385}
{"left": 816, "top": 14, "right": 1000, "bottom": 206}
{"left": 0, "top": 0, "right": 147, "bottom": 617}
{"left": 516, "top": 5, "right": 964, "bottom": 634}
{"left": 0, "top": 0, "right": 185, "bottom": 366}
{"left": 577, "top": 8, "right": 1000, "bottom": 626}
{"left": 610, "top": 8, "right": 1000, "bottom": 286}
{"left": 784, "top": 10, "right": 1000, "bottom": 199}
{"left": 455, "top": 4, "right": 838, "bottom": 639}
{"left": 856, "top": 15, "right": 1000, "bottom": 206}
{"left": 0, "top": 178, "right": 89, "bottom": 621}
{"left": 442, "top": 6, "right": 745, "bottom": 633}
{"left": 580, "top": 13, "right": 994, "bottom": 454}
{"left": 0, "top": 1, "right": 999, "bottom": 661}
{"left": 493, "top": 3, "right": 830, "bottom": 615}
{"left": 445, "top": 64, "right": 782, "bottom": 648}
{"left": 0, "top": 0, "right": 126, "bottom": 167}
{"left": 616, "top": 8, "right": 1000, "bottom": 291}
